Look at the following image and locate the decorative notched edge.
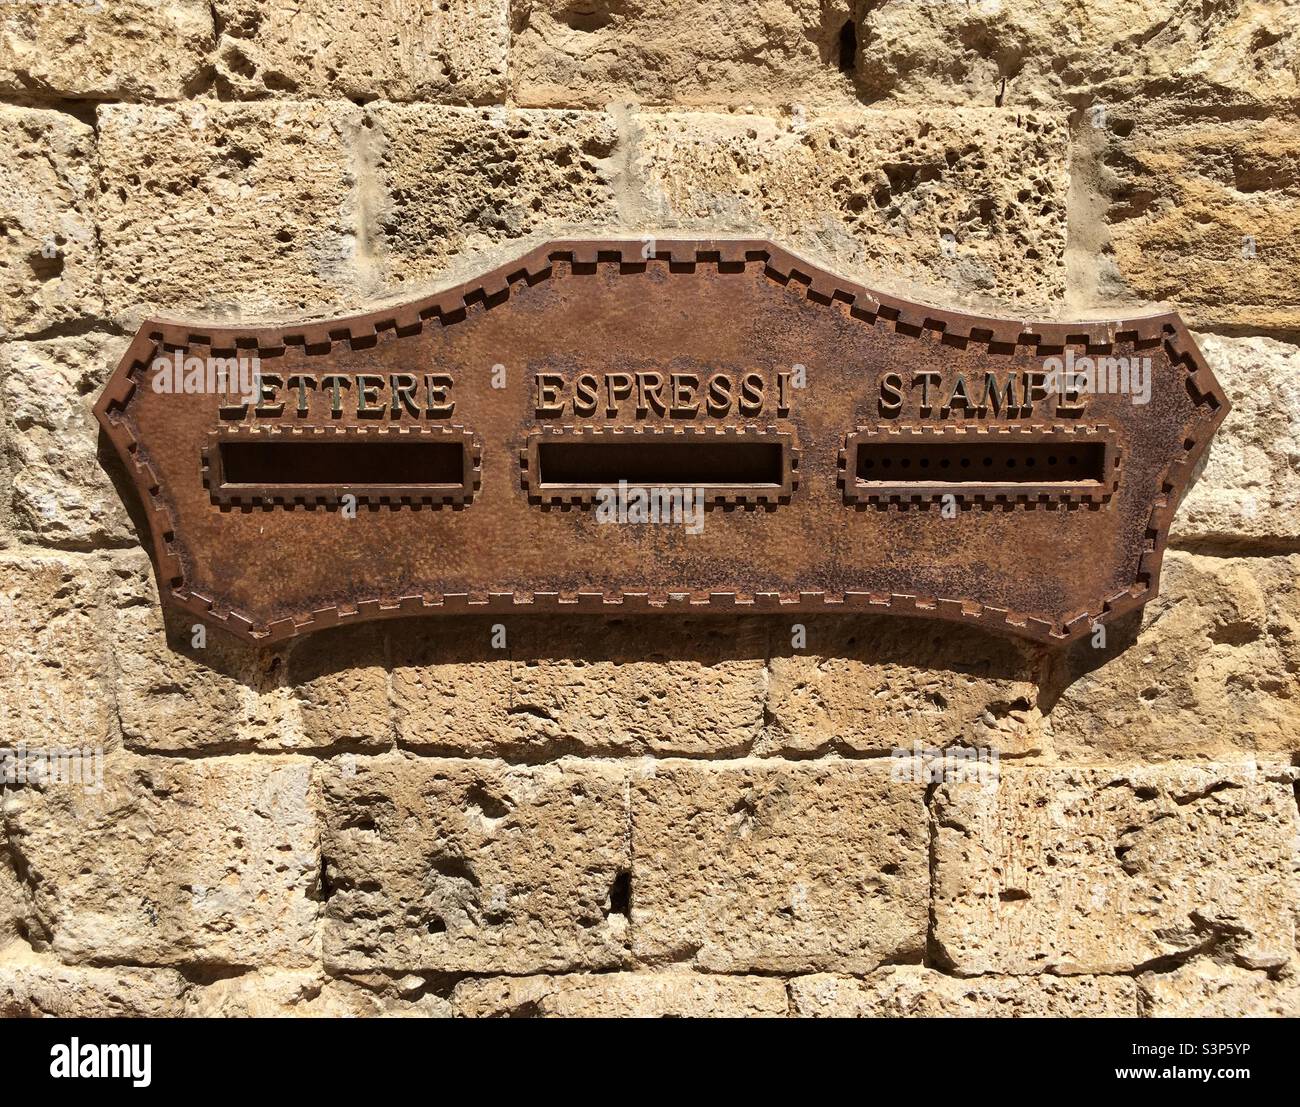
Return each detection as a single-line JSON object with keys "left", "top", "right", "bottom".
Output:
{"left": 839, "top": 423, "right": 1121, "bottom": 508}
{"left": 520, "top": 424, "right": 798, "bottom": 508}
{"left": 201, "top": 423, "right": 481, "bottom": 509}
{"left": 93, "top": 236, "right": 1230, "bottom": 646}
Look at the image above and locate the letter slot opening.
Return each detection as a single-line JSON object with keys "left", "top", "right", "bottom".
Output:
{"left": 207, "top": 430, "right": 477, "bottom": 506}
{"left": 843, "top": 428, "right": 1119, "bottom": 504}
{"left": 526, "top": 430, "right": 796, "bottom": 505}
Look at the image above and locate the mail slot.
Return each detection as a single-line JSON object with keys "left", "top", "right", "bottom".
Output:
{"left": 203, "top": 426, "right": 479, "bottom": 506}
{"left": 841, "top": 427, "right": 1120, "bottom": 504}
{"left": 523, "top": 428, "right": 796, "bottom": 505}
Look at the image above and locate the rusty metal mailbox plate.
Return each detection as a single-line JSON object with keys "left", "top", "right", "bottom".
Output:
{"left": 94, "top": 238, "right": 1228, "bottom": 645}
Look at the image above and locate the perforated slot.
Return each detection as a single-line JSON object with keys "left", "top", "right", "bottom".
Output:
{"left": 842, "top": 428, "right": 1118, "bottom": 504}
{"left": 855, "top": 441, "right": 1106, "bottom": 486}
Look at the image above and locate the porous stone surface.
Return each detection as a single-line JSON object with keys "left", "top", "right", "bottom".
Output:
{"left": 390, "top": 616, "right": 767, "bottom": 757}
{"left": 837, "top": 0, "right": 1300, "bottom": 110}
{"left": 631, "top": 760, "right": 929, "bottom": 972}
{"left": 367, "top": 104, "right": 621, "bottom": 291}
{"left": 789, "top": 967, "right": 1139, "bottom": 1017}
{"left": 453, "top": 971, "right": 789, "bottom": 1017}
{"left": 1075, "top": 110, "right": 1300, "bottom": 328}
{"left": 510, "top": 0, "right": 862, "bottom": 109}
{"left": 629, "top": 107, "right": 1070, "bottom": 310}
{"left": 0, "top": 550, "right": 113, "bottom": 746}
{"left": 184, "top": 969, "right": 453, "bottom": 1017}
{"left": 1138, "top": 959, "right": 1300, "bottom": 1017}
{"left": 0, "top": 942, "right": 188, "bottom": 1017}
{"left": 286, "top": 623, "right": 394, "bottom": 750}
{"left": 1045, "top": 552, "right": 1300, "bottom": 760}
{"left": 932, "top": 765, "right": 1297, "bottom": 976}
{"left": 1172, "top": 334, "right": 1300, "bottom": 546}
{"left": 0, "top": 105, "right": 100, "bottom": 338}
{"left": 761, "top": 616, "right": 1044, "bottom": 755}
{"left": 111, "top": 550, "right": 300, "bottom": 752}
{"left": 0, "top": 335, "right": 134, "bottom": 547}
{"left": 0, "top": 0, "right": 214, "bottom": 102}
{"left": 212, "top": 0, "right": 508, "bottom": 103}
{"left": 320, "top": 755, "right": 632, "bottom": 973}
{"left": 1, "top": 753, "right": 319, "bottom": 967}
{"left": 95, "top": 101, "right": 368, "bottom": 325}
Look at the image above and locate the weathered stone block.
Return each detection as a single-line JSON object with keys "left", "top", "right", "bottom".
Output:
{"left": 1139, "top": 959, "right": 1300, "bottom": 1017}
{"left": 185, "top": 968, "right": 452, "bottom": 1017}
{"left": 0, "top": 942, "right": 187, "bottom": 1017}
{"left": 511, "top": 0, "right": 861, "bottom": 110}
{"left": 96, "top": 101, "right": 366, "bottom": 324}
{"left": 321, "top": 755, "right": 631, "bottom": 973}
{"left": 2, "top": 753, "right": 319, "bottom": 967}
{"left": 287, "top": 623, "right": 394, "bottom": 750}
{"left": 391, "top": 616, "right": 766, "bottom": 757}
{"left": 213, "top": 0, "right": 508, "bottom": 103}
{"left": 1172, "top": 335, "right": 1300, "bottom": 545}
{"left": 0, "top": 335, "right": 134, "bottom": 547}
{"left": 367, "top": 104, "right": 619, "bottom": 290}
{"left": 0, "top": 550, "right": 113, "bottom": 746}
{"left": 111, "top": 551, "right": 299, "bottom": 752}
{"left": 789, "top": 967, "right": 1138, "bottom": 1017}
{"left": 1080, "top": 112, "right": 1300, "bottom": 328}
{"left": 762, "top": 616, "right": 1043, "bottom": 756}
{"left": 838, "top": 1, "right": 1299, "bottom": 109}
{"left": 632, "top": 760, "right": 928, "bottom": 972}
{"left": 454, "top": 971, "right": 788, "bottom": 1017}
{"left": 932, "top": 765, "right": 1296, "bottom": 975}
{"left": 0, "top": 105, "right": 100, "bottom": 337}
{"left": 630, "top": 107, "right": 1069, "bottom": 309}
{"left": 0, "top": 0, "right": 213, "bottom": 101}
{"left": 1045, "top": 552, "right": 1300, "bottom": 759}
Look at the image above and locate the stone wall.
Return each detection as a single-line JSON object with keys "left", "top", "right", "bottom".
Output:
{"left": 1, "top": 0, "right": 1297, "bottom": 1017}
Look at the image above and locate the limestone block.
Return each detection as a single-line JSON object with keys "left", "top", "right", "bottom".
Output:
{"left": 0, "top": 550, "right": 113, "bottom": 746}
{"left": 2, "top": 753, "right": 320, "bottom": 966}
{"left": 836, "top": 1, "right": 1300, "bottom": 109}
{"left": 213, "top": 0, "right": 508, "bottom": 103}
{"left": 511, "top": 0, "right": 861, "bottom": 110}
{"left": 1080, "top": 112, "right": 1300, "bottom": 328}
{"left": 789, "top": 967, "right": 1138, "bottom": 1017}
{"left": 0, "top": 0, "right": 213, "bottom": 101}
{"left": 185, "top": 969, "right": 452, "bottom": 1017}
{"left": 630, "top": 107, "right": 1069, "bottom": 310}
{"left": 369, "top": 104, "right": 620, "bottom": 291}
{"left": 1045, "top": 552, "right": 1300, "bottom": 759}
{"left": 453, "top": 971, "right": 788, "bottom": 1017}
{"left": 287, "top": 623, "right": 394, "bottom": 750}
{"left": 0, "top": 105, "right": 100, "bottom": 337}
{"left": 1172, "top": 335, "right": 1300, "bottom": 545}
{"left": 391, "top": 616, "right": 766, "bottom": 757}
{"left": 0, "top": 335, "right": 134, "bottom": 546}
{"left": 0, "top": 942, "right": 187, "bottom": 1017}
{"left": 1139, "top": 959, "right": 1300, "bottom": 1017}
{"left": 321, "top": 755, "right": 631, "bottom": 973}
{"left": 111, "top": 550, "right": 300, "bottom": 752}
{"left": 762, "top": 616, "right": 1043, "bottom": 756}
{"left": 96, "top": 101, "right": 367, "bottom": 324}
{"left": 932, "top": 765, "right": 1297, "bottom": 975}
{"left": 632, "top": 759, "right": 928, "bottom": 972}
